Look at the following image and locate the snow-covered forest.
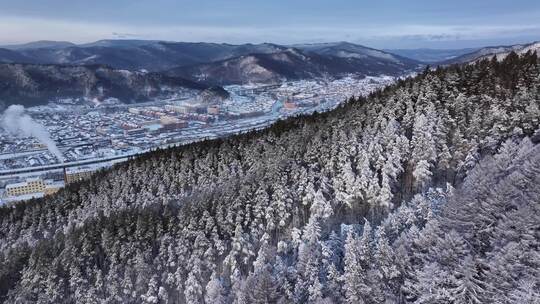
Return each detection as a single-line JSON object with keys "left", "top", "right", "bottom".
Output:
{"left": 1, "top": 52, "right": 539, "bottom": 303}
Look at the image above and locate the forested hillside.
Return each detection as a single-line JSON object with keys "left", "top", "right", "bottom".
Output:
{"left": 1, "top": 52, "right": 539, "bottom": 303}
{"left": 0, "top": 63, "right": 206, "bottom": 107}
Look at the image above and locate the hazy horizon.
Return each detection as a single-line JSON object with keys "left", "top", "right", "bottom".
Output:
{"left": 1, "top": 0, "right": 540, "bottom": 49}
{"left": 2, "top": 37, "right": 540, "bottom": 51}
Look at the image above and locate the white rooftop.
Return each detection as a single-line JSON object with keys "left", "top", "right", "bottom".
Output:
{"left": 5, "top": 177, "right": 43, "bottom": 189}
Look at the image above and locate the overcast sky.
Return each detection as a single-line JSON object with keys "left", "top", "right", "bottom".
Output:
{"left": 1, "top": 0, "right": 540, "bottom": 49}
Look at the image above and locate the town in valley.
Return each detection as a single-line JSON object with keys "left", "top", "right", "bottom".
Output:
{"left": 0, "top": 75, "right": 395, "bottom": 204}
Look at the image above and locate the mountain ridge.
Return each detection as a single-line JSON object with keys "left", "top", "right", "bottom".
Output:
{"left": 0, "top": 40, "right": 77, "bottom": 50}
{"left": 0, "top": 62, "right": 207, "bottom": 107}
{"left": 0, "top": 40, "right": 423, "bottom": 98}
{"left": 0, "top": 40, "right": 421, "bottom": 73}
{"left": 385, "top": 47, "right": 478, "bottom": 63}
{"left": 442, "top": 41, "right": 540, "bottom": 64}
{"left": 167, "top": 47, "right": 420, "bottom": 85}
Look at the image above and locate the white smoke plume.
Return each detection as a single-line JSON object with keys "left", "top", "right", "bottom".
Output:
{"left": 1, "top": 105, "right": 64, "bottom": 163}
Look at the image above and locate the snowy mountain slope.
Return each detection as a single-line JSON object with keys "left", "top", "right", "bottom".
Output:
{"left": 0, "top": 40, "right": 76, "bottom": 50}
{"left": 0, "top": 40, "right": 420, "bottom": 77}
{"left": 0, "top": 63, "right": 207, "bottom": 107}
{"left": 168, "top": 47, "right": 421, "bottom": 85}
{"left": 474, "top": 41, "right": 540, "bottom": 62}
{"left": 0, "top": 41, "right": 288, "bottom": 71}
{"left": 0, "top": 48, "right": 38, "bottom": 64}
{"left": 295, "top": 41, "right": 419, "bottom": 65}
{"left": 443, "top": 41, "right": 540, "bottom": 64}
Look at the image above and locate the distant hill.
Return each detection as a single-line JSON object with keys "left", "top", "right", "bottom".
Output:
{"left": 0, "top": 63, "right": 206, "bottom": 107}
{"left": 0, "top": 40, "right": 289, "bottom": 71}
{"left": 0, "top": 40, "right": 76, "bottom": 50}
{"left": 198, "top": 86, "right": 231, "bottom": 104}
{"left": 294, "top": 42, "right": 418, "bottom": 64}
{"left": 0, "top": 40, "right": 421, "bottom": 77}
{"left": 0, "top": 48, "right": 38, "bottom": 64}
{"left": 168, "top": 47, "right": 421, "bottom": 85}
{"left": 443, "top": 41, "right": 540, "bottom": 64}
{"left": 0, "top": 40, "right": 423, "bottom": 100}
{"left": 385, "top": 48, "right": 478, "bottom": 63}
{"left": 78, "top": 39, "right": 161, "bottom": 48}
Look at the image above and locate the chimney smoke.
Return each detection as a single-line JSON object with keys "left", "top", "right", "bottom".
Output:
{"left": 1, "top": 105, "right": 64, "bottom": 163}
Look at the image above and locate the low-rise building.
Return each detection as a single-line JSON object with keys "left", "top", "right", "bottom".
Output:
{"left": 139, "top": 119, "right": 161, "bottom": 126}
{"left": 165, "top": 105, "right": 189, "bottom": 114}
{"left": 284, "top": 101, "right": 297, "bottom": 110}
{"left": 124, "top": 128, "right": 147, "bottom": 136}
{"left": 142, "top": 110, "right": 166, "bottom": 118}
{"left": 33, "top": 143, "right": 47, "bottom": 149}
{"left": 160, "top": 116, "right": 188, "bottom": 130}
{"left": 120, "top": 122, "right": 140, "bottom": 130}
{"left": 44, "top": 182, "right": 65, "bottom": 196}
{"left": 65, "top": 167, "right": 96, "bottom": 184}
{"left": 5, "top": 177, "right": 45, "bottom": 197}
{"left": 4, "top": 178, "right": 64, "bottom": 198}
{"left": 128, "top": 108, "right": 141, "bottom": 115}
{"left": 207, "top": 105, "right": 220, "bottom": 115}
{"left": 96, "top": 126, "right": 110, "bottom": 135}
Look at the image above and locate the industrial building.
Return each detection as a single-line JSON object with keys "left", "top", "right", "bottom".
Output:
{"left": 160, "top": 116, "right": 188, "bottom": 130}
{"left": 164, "top": 105, "right": 187, "bottom": 113}
{"left": 124, "top": 128, "right": 147, "bottom": 136}
{"left": 165, "top": 104, "right": 207, "bottom": 114}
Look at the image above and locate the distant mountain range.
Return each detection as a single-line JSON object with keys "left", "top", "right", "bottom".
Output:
{"left": 2, "top": 39, "right": 538, "bottom": 106}
{"left": 0, "top": 40, "right": 421, "bottom": 78}
{"left": 1, "top": 40, "right": 77, "bottom": 50}
{"left": 385, "top": 48, "right": 478, "bottom": 63}
{"left": 0, "top": 40, "right": 424, "bottom": 101}
{"left": 0, "top": 40, "right": 288, "bottom": 72}
{"left": 0, "top": 63, "right": 206, "bottom": 107}
{"left": 168, "top": 44, "right": 420, "bottom": 85}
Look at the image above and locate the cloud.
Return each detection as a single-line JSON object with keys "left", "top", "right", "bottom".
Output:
{"left": 0, "top": 16, "right": 272, "bottom": 44}
{"left": 0, "top": 15, "right": 539, "bottom": 47}
{"left": 112, "top": 32, "right": 142, "bottom": 39}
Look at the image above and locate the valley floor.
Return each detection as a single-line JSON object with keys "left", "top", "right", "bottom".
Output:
{"left": 1, "top": 75, "right": 395, "bottom": 203}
